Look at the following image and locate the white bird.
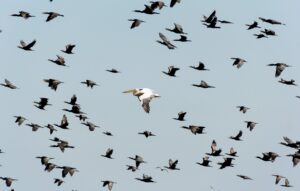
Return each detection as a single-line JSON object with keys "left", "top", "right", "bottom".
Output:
{"left": 123, "top": 88, "right": 160, "bottom": 113}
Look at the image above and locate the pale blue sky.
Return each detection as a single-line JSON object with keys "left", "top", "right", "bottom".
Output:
{"left": 1, "top": 0, "right": 300, "bottom": 190}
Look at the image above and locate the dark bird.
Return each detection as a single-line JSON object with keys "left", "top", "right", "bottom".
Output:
{"left": 26, "top": 123, "right": 43, "bottom": 131}
{"left": 164, "top": 159, "right": 180, "bottom": 170}
{"left": 18, "top": 39, "right": 36, "bottom": 51}
{"left": 170, "top": 0, "right": 181, "bottom": 8}
{"left": 281, "top": 179, "right": 292, "bottom": 187}
{"left": 54, "top": 178, "right": 64, "bottom": 186}
{"left": 43, "top": 78, "right": 63, "bottom": 91}
{"left": 279, "top": 78, "right": 297, "bottom": 86}
{"left": 0, "top": 177, "right": 17, "bottom": 187}
{"left": 181, "top": 125, "right": 206, "bottom": 135}
{"left": 56, "top": 166, "right": 79, "bottom": 178}
{"left": 231, "top": 57, "right": 246, "bottom": 69}
{"left": 246, "top": 21, "right": 260, "bottom": 30}
{"left": 229, "top": 130, "right": 243, "bottom": 141}
{"left": 54, "top": 114, "right": 69, "bottom": 130}
{"left": 45, "top": 124, "right": 57, "bottom": 134}
{"left": 206, "top": 140, "right": 222, "bottom": 156}
{"left": 166, "top": 23, "right": 187, "bottom": 34}
{"left": 63, "top": 105, "right": 85, "bottom": 114}
{"left": 244, "top": 121, "right": 258, "bottom": 131}
{"left": 81, "top": 80, "right": 99, "bottom": 88}
{"left": 64, "top": 94, "right": 78, "bottom": 106}
{"left": 237, "top": 175, "right": 253, "bottom": 180}
{"left": 203, "top": 16, "right": 221, "bottom": 29}
{"left": 173, "top": 35, "right": 191, "bottom": 42}
{"left": 44, "top": 162, "right": 58, "bottom": 172}
{"left": 14, "top": 116, "right": 26, "bottom": 126}
{"left": 190, "top": 62, "right": 209, "bottom": 71}
{"left": 150, "top": 1, "right": 167, "bottom": 10}
{"left": 128, "top": 19, "right": 145, "bottom": 29}
{"left": 157, "top": 32, "right": 176, "bottom": 49}
{"left": 280, "top": 136, "right": 300, "bottom": 149}
{"left": 36, "top": 156, "right": 54, "bottom": 165}
{"left": 202, "top": 10, "right": 216, "bottom": 24}
{"left": 272, "top": 174, "right": 285, "bottom": 184}
{"left": 34, "top": 97, "right": 51, "bottom": 110}
{"left": 226, "top": 147, "right": 238, "bottom": 157}
{"left": 218, "top": 19, "right": 233, "bottom": 24}
{"left": 43, "top": 12, "right": 64, "bottom": 22}
{"left": 50, "top": 140, "right": 75, "bottom": 153}
{"left": 236, "top": 106, "right": 250, "bottom": 114}
{"left": 101, "top": 148, "right": 114, "bottom": 159}
{"left": 106, "top": 68, "right": 120, "bottom": 73}
{"left": 135, "top": 174, "right": 156, "bottom": 183}
{"left": 138, "top": 131, "right": 156, "bottom": 138}
{"left": 196, "top": 156, "right": 212, "bottom": 167}
{"left": 192, "top": 80, "right": 215, "bottom": 88}
{"left": 286, "top": 152, "right": 300, "bottom": 167}
{"left": 256, "top": 152, "right": 280, "bottom": 162}
{"left": 61, "top": 44, "right": 75, "bottom": 54}
{"left": 217, "top": 157, "right": 234, "bottom": 169}
{"left": 261, "top": 29, "right": 277, "bottom": 36}
{"left": 173, "top": 111, "right": 186, "bottom": 121}
{"left": 48, "top": 55, "right": 66, "bottom": 66}
{"left": 129, "top": 155, "right": 146, "bottom": 168}
{"left": 101, "top": 180, "right": 116, "bottom": 191}
{"left": 81, "top": 121, "right": 99, "bottom": 131}
{"left": 103, "top": 131, "right": 113, "bottom": 136}
{"left": 76, "top": 114, "right": 88, "bottom": 121}
{"left": 253, "top": 33, "right": 268, "bottom": 39}
{"left": 11, "top": 11, "right": 35, "bottom": 19}
{"left": 126, "top": 165, "right": 138, "bottom": 172}
{"left": 133, "top": 5, "right": 159, "bottom": 14}
{"left": 1, "top": 79, "right": 18, "bottom": 89}
{"left": 259, "top": 17, "right": 285, "bottom": 25}
{"left": 162, "top": 65, "right": 180, "bottom": 77}
{"left": 267, "top": 63, "right": 291, "bottom": 77}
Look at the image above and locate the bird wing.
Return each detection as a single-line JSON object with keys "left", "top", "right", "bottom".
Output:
{"left": 141, "top": 98, "right": 151, "bottom": 113}
{"left": 20, "top": 40, "right": 26, "bottom": 47}
{"left": 26, "top": 40, "right": 36, "bottom": 49}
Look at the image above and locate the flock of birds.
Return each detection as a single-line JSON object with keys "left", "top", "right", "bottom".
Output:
{"left": 1, "top": 0, "right": 300, "bottom": 191}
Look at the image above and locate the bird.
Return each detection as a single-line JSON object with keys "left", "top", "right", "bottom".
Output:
{"left": 11, "top": 11, "right": 35, "bottom": 19}
{"left": 81, "top": 121, "right": 99, "bottom": 131}
{"left": 128, "top": 19, "right": 145, "bottom": 29}
{"left": 50, "top": 141, "right": 75, "bottom": 153}
{"left": 63, "top": 105, "right": 85, "bottom": 114}
{"left": 259, "top": 17, "right": 285, "bottom": 25}
{"left": 157, "top": 32, "right": 177, "bottom": 49}
{"left": 26, "top": 123, "right": 44, "bottom": 132}
{"left": 280, "top": 136, "right": 300, "bottom": 149}
{"left": 128, "top": 155, "right": 146, "bottom": 168}
{"left": 14, "top": 116, "right": 26, "bottom": 126}
{"left": 81, "top": 80, "right": 99, "bottom": 88}
{"left": 196, "top": 156, "right": 212, "bottom": 167}
{"left": 170, "top": 0, "right": 181, "bottom": 8}
{"left": 76, "top": 114, "right": 88, "bottom": 121}
{"left": 256, "top": 152, "right": 280, "bottom": 162}
{"left": 217, "top": 157, "right": 234, "bottom": 169}
{"left": 272, "top": 174, "right": 285, "bottom": 184}
{"left": 43, "top": 12, "right": 64, "bottom": 22}
{"left": 246, "top": 21, "right": 260, "bottom": 30}
{"left": 173, "top": 111, "right": 186, "bottom": 121}
{"left": 190, "top": 62, "right": 209, "bottom": 71}
{"left": 56, "top": 166, "right": 79, "bottom": 178}
{"left": 173, "top": 35, "right": 191, "bottom": 42}
{"left": 44, "top": 162, "right": 58, "bottom": 172}
{"left": 166, "top": 23, "right": 187, "bottom": 34}
{"left": 34, "top": 97, "right": 51, "bottom": 110}
{"left": 181, "top": 125, "right": 206, "bottom": 135}
{"left": 101, "top": 148, "right": 114, "bottom": 159}
{"left": 164, "top": 159, "right": 180, "bottom": 170}
{"left": 45, "top": 124, "right": 57, "bottom": 134}
{"left": 286, "top": 152, "right": 300, "bottom": 167}
{"left": 54, "top": 178, "right": 64, "bottom": 186}
{"left": 231, "top": 57, "right": 247, "bottom": 69}
{"left": 150, "top": 1, "right": 167, "bottom": 10}
{"left": 54, "top": 114, "right": 69, "bottom": 130}
{"left": 253, "top": 33, "right": 268, "bottom": 39}
{"left": 101, "top": 180, "right": 116, "bottom": 191}
{"left": 203, "top": 17, "right": 221, "bottom": 29}
{"left": 106, "top": 68, "right": 120, "bottom": 73}
{"left": 138, "top": 131, "right": 156, "bottom": 138}
{"left": 126, "top": 165, "right": 138, "bottom": 172}
{"left": 236, "top": 106, "right": 250, "bottom": 114}
{"left": 123, "top": 88, "right": 160, "bottom": 113}
{"left": 192, "top": 80, "right": 215, "bottom": 88}
{"left": 1, "top": 79, "right": 18, "bottom": 89}
{"left": 279, "top": 79, "right": 297, "bottom": 86}
{"left": 135, "top": 174, "right": 156, "bottom": 183}
{"left": 261, "top": 29, "right": 277, "bottom": 36}
{"left": 18, "top": 39, "right": 37, "bottom": 51}
{"left": 61, "top": 44, "right": 76, "bottom": 54}
{"left": 236, "top": 175, "right": 253, "bottom": 180}
{"left": 133, "top": 5, "right": 159, "bottom": 14}
{"left": 202, "top": 10, "right": 216, "bottom": 24}
{"left": 226, "top": 147, "right": 238, "bottom": 157}
{"left": 64, "top": 94, "right": 79, "bottom": 106}
{"left": 229, "top": 130, "right": 243, "bottom": 141}
{"left": 281, "top": 178, "right": 292, "bottom": 187}
{"left": 0, "top": 177, "right": 18, "bottom": 187}
{"left": 162, "top": 65, "right": 180, "bottom": 77}
{"left": 48, "top": 55, "right": 66, "bottom": 66}
{"left": 244, "top": 121, "right": 258, "bottom": 131}
{"left": 43, "top": 78, "right": 63, "bottom": 91}
{"left": 206, "top": 140, "right": 222, "bottom": 156}
{"left": 267, "top": 63, "right": 291, "bottom": 77}
{"left": 36, "top": 156, "right": 54, "bottom": 165}
{"left": 103, "top": 131, "right": 113, "bottom": 136}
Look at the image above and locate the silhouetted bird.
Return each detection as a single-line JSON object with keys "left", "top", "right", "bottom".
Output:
{"left": 44, "top": 162, "right": 58, "bottom": 172}
{"left": 272, "top": 174, "right": 285, "bottom": 184}
{"left": 34, "top": 97, "right": 51, "bottom": 110}
{"left": 231, "top": 57, "right": 246, "bottom": 69}
{"left": 150, "top": 1, "right": 167, "bottom": 10}
{"left": 106, "top": 68, "right": 120, "bottom": 73}
{"left": 237, "top": 175, "right": 252, "bottom": 180}
{"left": 173, "top": 111, "right": 186, "bottom": 121}
{"left": 261, "top": 29, "right": 276, "bottom": 36}
{"left": 81, "top": 80, "right": 99, "bottom": 88}
{"left": 203, "top": 17, "right": 220, "bottom": 29}
{"left": 164, "top": 159, "right": 180, "bottom": 170}
{"left": 280, "top": 136, "right": 300, "bottom": 149}
{"left": 196, "top": 156, "right": 212, "bottom": 167}
{"left": 45, "top": 124, "right": 57, "bottom": 134}
{"left": 138, "top": 131, "right": 156, "bottom": 138}
{"left": 166, "top": 23, "right": 187, "bottom": 34}
{"left": 163, "top": 65, "right": 180, "bottom": 77}
{"left": 11, "top": 11, "right": 35, "bottom": 19}
{"left": 14, "top": 116, "right": 26, "bottom": 126}
{"left": 48, "top": 55, "right": 66, "bottom": 66}
{"left": 218, "top": 157, "right": 234, "bottom": 169}
{"left": 54, "top": 178, "right": 64, "bottom": 186}
{"left": 206, "top": 140, "right": 222, "bottom": 156}
{"left": 43, "top": 12, "right": 64, "bottom": 22}
{"left": 101, "top": 148, "right": 114, "bottom": 159}
{"left": 192, "top": 80, "right": 215, "bottom": 88}
{"left": 128, "top": 19, "right": 145, "bottom": 29}
{"left": 256, "top": 152, "right": 280, "bottom": 162}
{"left": 18, "top": 39, "right": 36, "bottom": 51}
{"left": 286, "top": 152, "right": 300, "bottom": 167}
{"left": 0, "top": 177, "right": 17, "bottom": 187}
{"left": 170, "top": 0, "right": 181, "bottom": 8}
{"left": 65, "top": 94, "right": 78, "bottom": 106}
{"left": 126, "top": 165, "right": 138, "bottom": 172}
{"left": 63, "top": 105, "right": 85, "bottom": 114}
{"left": 246, "top": 21, "right": 260, "bottom": 30}
{"left": 229, "top": 130, "right": 243, "bottom": 141}
{"left": 181, "top": 125, "right": 206, "bottom": 135}
{"left": 173, "top": 35, "right": 191, "bottom": 42}
{"left": 43, "top": 78, "right": 63, "bottom": 91}
{"left": 54, "top": 114, "right": 69, "bottom": 130}
{"left": 190, "top": 62, "right": 209, "bottom": 71}
{"left": 253, "top": 33, "right": 268, "bottom": 39}
{"left": 61, "top": 44, "right": 75, "bottom": 54}
{"left": 81, "top": 121, "right": 99, "bottom": 131}
{"left": 50, "top": 140, "right": 75, "bottom": 153}
{"left": 76, "top": 114, "right": 88, "bottom": 121}
{"left": 259, "top": 17, "right": 285, "bottom": 25}
{"left": 129, "top": 155, "right": 146, "bottom": 168}
{"left": 134, "top": 5, "right": 159, "bottom": 14}
{"left": 244, "top": 121, "right": 258, "bottom": 131}
{"left": 226, "top": 147, "right": 238, "bottom": 157}
{"left": 267, "top": 63, "right": 290, "bottom": 77}
{"left": 103, "top": 131, "right": 113, "bottom": 136}
{"left": 236, "top": 106, "right": 250, "bottom": 114}
{"left": 56, "top": 166, "right": 79, "bottom": 178}
{"left": 1, "top": 79, "right": 18, "bottom": 89}
{"left": 157, "top": 32, "right": 176, "bottom": 49}
{"left": 101, "top": 180, "right": 116, "bottom": 191}
{"left": 36, "top": 156, "right": 54, "bottom": 165}
{"left": 279, "top": 78, "right": 297, "bottom": 86}
{"left": 202, "top": 10, "right": 216, "bottom": 24}
{"left": 135, "top": 174, "right": 155, "bottom": 183}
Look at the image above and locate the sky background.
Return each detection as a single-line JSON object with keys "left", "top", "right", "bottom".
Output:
{"left": 1, "top": 0, "right": 300, "bottom": 190}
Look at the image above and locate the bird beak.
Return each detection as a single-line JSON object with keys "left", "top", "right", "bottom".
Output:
{"left": 123, "top": 89, "right": 135, "bottom": 93}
